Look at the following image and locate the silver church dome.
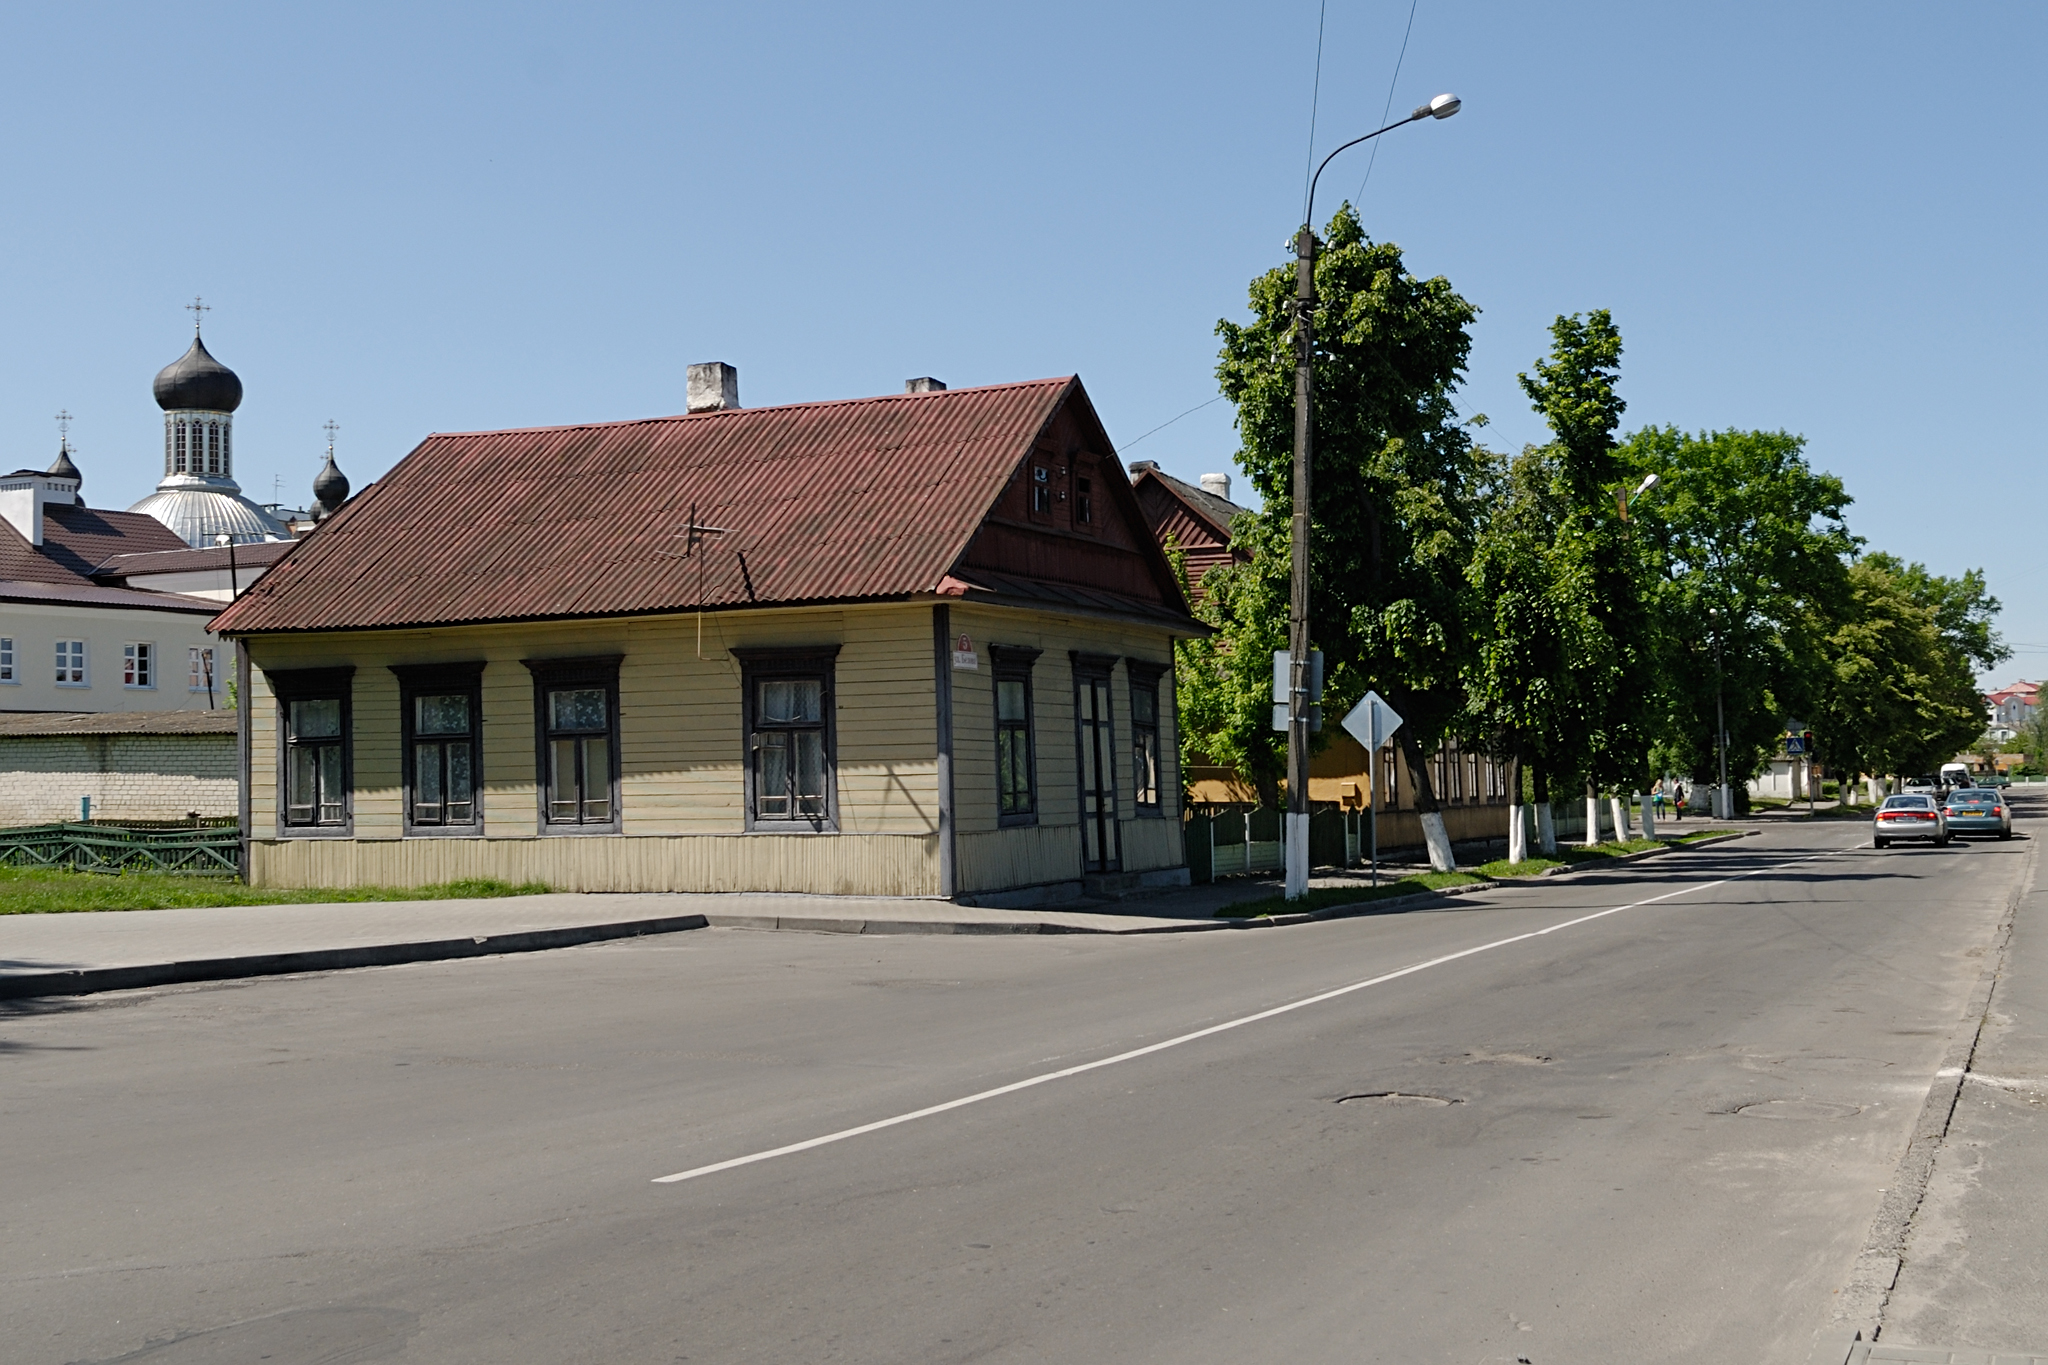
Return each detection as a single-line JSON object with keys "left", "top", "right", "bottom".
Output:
{"left": 129, "top": 474, "right": 290, "bottom": 547}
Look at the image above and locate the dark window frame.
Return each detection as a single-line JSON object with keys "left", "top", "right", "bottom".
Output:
{"left": 1127, "top": 659, "right": 1164, "bottom": 814}
{"left": 989, "top": 645, "right": 1042, "bottom": 827}
{"left": 268, "top": 665, "right": 355, "bottom": 838}
{"left": 522, "top": 655, "right": 623, "bottom": 836}
{"left": 392, "top": 661, "right": 486, "bottom": 838}
{"left": 1029, "top": 463, "right": 1053, "bottom": 517}
{"left": 1071, "top": 651, "right": 1123, "bottom": 873}
{"left": 734, "top": 645, "right": 841, "bottom": 833}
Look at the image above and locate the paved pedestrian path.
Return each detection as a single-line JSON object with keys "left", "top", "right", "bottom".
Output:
{"left": 0, "top": 827, "right": 1761, "bottom": 1000}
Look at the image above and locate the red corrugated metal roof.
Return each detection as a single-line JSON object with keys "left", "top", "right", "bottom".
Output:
{"left": 94, "top": 538, "right": 300, "bottom": 578}
{"left": 217, "top": 377, "right": 1172, "bottom": 635}
{"left": 0, "top": 503, "right": 189, "bottom": 587}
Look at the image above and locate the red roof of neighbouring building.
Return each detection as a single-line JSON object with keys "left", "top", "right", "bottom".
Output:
{"left": 0, "top": 503, "right": 189, "bottom": 586}
{"left": 214, "top": 376, "right": 1201, "bottom": 636}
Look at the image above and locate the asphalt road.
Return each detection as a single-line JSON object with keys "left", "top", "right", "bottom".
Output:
{"left": 1, "top": 812, "right": 2033, "bottom": 1365}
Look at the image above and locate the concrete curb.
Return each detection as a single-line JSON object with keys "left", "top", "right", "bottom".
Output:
{"left": 0, "top": 913, "right": 712, "bottom": 1001}
{"left": 0, "top": 829, "right": 1771, "bottom": 999}
{"left": 699, "top": 912, "right": 1230, "bottom": 938}
{"left": 1820, "top": 832, "right": 2038, "bottom": 1356}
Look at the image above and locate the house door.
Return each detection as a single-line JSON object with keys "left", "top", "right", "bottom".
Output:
{"left": 1075, "top": 668, "right": 1120, "bottom": 873}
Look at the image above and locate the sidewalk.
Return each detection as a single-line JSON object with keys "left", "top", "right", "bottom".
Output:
{"left": 1874, "top": 826, "right": 2048, "bottom": 1356}
{"left": 0, "top": 892, "right": 1243, "bottom": 999}
{"left": 0, "top": 829, "right": 1756, "bottom": 1001}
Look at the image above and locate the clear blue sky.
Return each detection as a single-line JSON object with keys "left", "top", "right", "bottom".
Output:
{"left": 5, "top": 2, "right": 2041, "bottom": 681}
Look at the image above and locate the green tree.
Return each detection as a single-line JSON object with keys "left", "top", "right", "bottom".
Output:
{"left": 1463, "top": 441, "right": 1605, "bottom": 857}
{"left": 1514, "top": 311, "right": 1660, "bottom": 823}
{"left": 1191, "top": 204, "right": 1483, "bottom": 865}
{"left": 1624, "top": 427, "right": 1857, "bottom": 790}
{"left": 1816, "top": 555, "right": 2005, "bottom": 787}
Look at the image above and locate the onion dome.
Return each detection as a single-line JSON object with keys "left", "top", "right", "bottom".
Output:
{"left": 47, "top": 444, "right": 80, "bottom": 486}
{"left": 153, "top": 335, "right": 243, "bottom": 413}
{"left": 311, "top": 449, "right": 350, "bottom": 520}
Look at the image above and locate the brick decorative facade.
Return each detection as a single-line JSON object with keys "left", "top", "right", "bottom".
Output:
{"left": 0, "top": 732, "right": 236, "bottom": 824}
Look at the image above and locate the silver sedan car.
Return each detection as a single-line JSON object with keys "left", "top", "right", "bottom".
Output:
{"left": 1942, "top": 787, "right": 2014, "bottom": 839}
{"left": 1874, "top": 794, "right": 1949, "bottom": 848}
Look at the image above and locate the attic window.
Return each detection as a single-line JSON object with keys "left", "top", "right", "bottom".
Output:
{"left": 1031, "top": 465, "right": 1051, "bottom": 515}
{"left": 1076, "top": 476, "right": 1093, "bottom": 526}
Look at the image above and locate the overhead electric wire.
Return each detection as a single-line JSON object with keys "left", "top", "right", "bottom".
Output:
{"left": 1302, "top": 0, "right": 1329, "bottom": 224}
{"left": 1122, "top": 394, "right": 1226, "bottom": 451}
{"left": 1355, "top": 0, "right": 1421, "bottom": 206}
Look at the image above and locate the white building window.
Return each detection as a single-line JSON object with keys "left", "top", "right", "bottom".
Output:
{"left": 123, "top": 642, "right": 155, "bottom": 688}
{"left": 0, "top": 636, "right": 14, "bottom": 682}
{"left": 189, "top": 646, "right": 216, "bottom": 693}
{"left": 56, "top": 640, "right": 87, "bottom": 686}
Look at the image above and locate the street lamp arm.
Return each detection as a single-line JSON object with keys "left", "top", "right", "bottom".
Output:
{"left": 1305, "top": 115, "right": 1419, "bottom": 229}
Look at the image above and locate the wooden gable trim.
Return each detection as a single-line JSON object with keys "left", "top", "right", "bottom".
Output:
{"left": 944, "top": 380, "right": 1195, "bottom": 624}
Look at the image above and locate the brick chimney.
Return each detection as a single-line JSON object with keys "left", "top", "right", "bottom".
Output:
{"left": 904, "top": 377, "right": 947, "bottom": 393}
{"left": 1200, "top": 473, "right": 1231, "bottom": 500}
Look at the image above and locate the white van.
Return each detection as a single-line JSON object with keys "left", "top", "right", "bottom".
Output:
{"left": 1940, "top": 762, "right": 1973, "bottom": 793}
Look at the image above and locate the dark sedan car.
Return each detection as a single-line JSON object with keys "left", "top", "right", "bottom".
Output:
{"left": 1943, "top": 788, "right": 2013, "bottom": 838}
{"left": 1874, "top": 794, "right": 1949, "bottom": 848}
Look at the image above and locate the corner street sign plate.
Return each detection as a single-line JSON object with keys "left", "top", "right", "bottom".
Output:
{"left": 1341, "top": 691, "right": 1403, "bottom": 750}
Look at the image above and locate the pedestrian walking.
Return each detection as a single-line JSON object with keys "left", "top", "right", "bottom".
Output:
{"left": 1673, "top": 783, "right": 1686, "bottom": 821}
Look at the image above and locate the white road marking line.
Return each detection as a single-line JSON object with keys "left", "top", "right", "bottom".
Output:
{"left": 653, "top": 838, "right": 1859, "bottom": 1185}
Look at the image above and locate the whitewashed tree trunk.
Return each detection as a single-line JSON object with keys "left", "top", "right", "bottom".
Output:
{"left": 1507, "top": 800, "right": 1528, "bottom": 864}
{"left": 1640, "top": 792, "right": 1657, "bottom": 839}
{"left": 1536, "top": 802, "right": 1557, "bottom": 855}
{"left": 1610, "top": 795, "right": 1630, "bottom": 839}
{"left": 1420, "top": 810, "right": 1455, "bottom": 872}
{"left": 1585, "top": 783, "right": 1602, "bottom": 847}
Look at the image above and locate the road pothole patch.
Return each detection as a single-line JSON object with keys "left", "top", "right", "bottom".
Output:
{"left": 1337, "top": 1091, "right": 1462, "bottom": 1107}
{"left": 1728, "top": 1098, "right": 1863, "bottom": 1121}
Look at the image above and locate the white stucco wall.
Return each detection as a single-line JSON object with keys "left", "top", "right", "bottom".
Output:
{"left": 0, "top": 599, "right": 229, "bottom": 712}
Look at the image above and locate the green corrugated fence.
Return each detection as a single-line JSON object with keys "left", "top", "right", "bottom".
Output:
{"left": 0, "top": 823, "right": 240, "bottom": 877}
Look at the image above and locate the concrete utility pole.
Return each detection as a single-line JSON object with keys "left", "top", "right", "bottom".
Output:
{"left": 1283, "top": 92, "right": 1460, "bottom": 901}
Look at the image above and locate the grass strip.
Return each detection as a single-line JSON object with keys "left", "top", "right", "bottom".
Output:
{"left": 0, "top": 866, "right": 551, "bottom": 915}
{"left": 1217, "top": 870, "right": 1485, "bottom": 919}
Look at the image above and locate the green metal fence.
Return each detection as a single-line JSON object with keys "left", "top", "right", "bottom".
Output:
{"left": 0, "top": 823, "right": 241, "bottom": 877}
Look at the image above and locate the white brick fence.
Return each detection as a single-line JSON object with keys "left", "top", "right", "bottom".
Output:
{"left": 0, "top": 711, "right": 237, "bottom": 825}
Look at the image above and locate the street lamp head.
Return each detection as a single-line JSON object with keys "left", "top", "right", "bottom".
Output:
{"left": 1415, "top": 92, "right": 1461, "bottom": 120}
{"left": 1634, "top": 473, "right": 1660, "bottom": 497}
{"left": 214, "top": 533, "right": 231, "bottom": 548}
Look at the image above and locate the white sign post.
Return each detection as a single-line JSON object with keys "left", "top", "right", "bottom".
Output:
{"left": 1341, "top": 691, "right": 1404, "bottom": 887}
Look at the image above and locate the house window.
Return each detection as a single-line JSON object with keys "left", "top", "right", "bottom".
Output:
{"left": 56, "top": 640, "right": 87, "bottom": 686}
{"left": 1075, "top": 474, "right": 1093, "bottom": 526}
{"left": 0, "top": 636, "right": 13, "bottom": 683}
{"left": 523, "top": 656, "right": 621, "bottom": 834}
{"left": 1031, "top": 465, "right": 1052, "bottom": 515}
{"left": 268, "top": 667, "right": 354, "bottom": 834}
{"left": 1129, "top": 662, "right": 1163, "bottom": 812}
{"left": 990, "top": 645, "right": 1041, "bottom": 825}
{"left": 1073, "top": 652, "right": 1120, "bottom": 873}
{"left": 123, "top": 642, "right": 154, "bottom": 688}
{"left": 735, "top": 646, "right": 840, "bottom": 832}
{"left": 189, "top": 646, "right": 215, "bottom": 694}
{"left": 394, "top": 663, "right": 485, "bottom": 834}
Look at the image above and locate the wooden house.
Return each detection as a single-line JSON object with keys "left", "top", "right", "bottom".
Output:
{"left": 212, "top": 372, "right": 1205, "bottom": 902}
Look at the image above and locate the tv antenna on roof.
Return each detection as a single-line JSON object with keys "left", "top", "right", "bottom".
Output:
{"left": 659, "top": 503, "right": 739, "bottom": 658}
